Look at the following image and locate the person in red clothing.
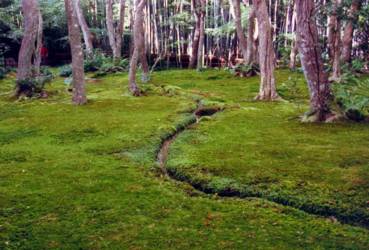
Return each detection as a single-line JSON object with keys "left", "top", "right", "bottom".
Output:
{"left": 40, "top": 45, "right": 48, "bottom": 64}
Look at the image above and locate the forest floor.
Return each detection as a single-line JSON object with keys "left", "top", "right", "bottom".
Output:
{"left": 0, "top": 69, "right": 368, "bottom": 249}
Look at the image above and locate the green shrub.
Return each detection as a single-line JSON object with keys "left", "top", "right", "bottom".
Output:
{"left": 230, "top": 63, "right": 259, "bottom": 77}
{"left": 0, "top": 67, "right": 7, "bottom": 79}
{"left": 59, "top": 65, "right": 72, "bottom": 77}
{"left": 333, "top": 74, "right": 369, "bottom": 121}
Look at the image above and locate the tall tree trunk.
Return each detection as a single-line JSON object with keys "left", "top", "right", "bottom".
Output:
{"left": 16, "top": 0, "right": 39, "bottom": 96}
{"left": 33, "top": 10, "right": 43, "bottom": 76}
{"left": 253, "top": 0, "right": 279, "bottom": 100}
{"left": 196, "top": 0, "right": 206, "bottom": 70}
{"left": 245, "top": 5, "right": 256, "bottom": 65}
{"left": 289, "top": 39, "right": 298, "bottom": 69}
{"left": 341, "top": 0, "right": 360, "bottom": 63}
{"left": 230, "top": 0, "right": 248, "bottom": 61}
{"left": 74, "top": 0, "right": 94, "bottom": 57}
{"left": 129, "top": 0, "right": 146, "bottom": 96}
{"left": 189, "top": 0, "right": 200, "bottom": 69}
{"left": 106, "top": 0, "right": 119, "bottom": 59}
{"left": 65, "top": 0, "right": 87, "bottom": 105}
{"left": 115, "top": 0, "right": 126, "bottom": 59}
{"left": 296, "top": 0, "right": 331, "bottom": 122}
{"left": 327, "top": 0, "right": 342, "bottom": 81}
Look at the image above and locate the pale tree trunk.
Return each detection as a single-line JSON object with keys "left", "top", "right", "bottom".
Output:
{"left": 296, "top": 0, "right": 331, "bottom": 122}
{"left": 129, "top": 0, "right": 146, "bottom": 96}
{"left": 196, "top": 0, "right": 206, "bottom": 70}
{"left": 65, "top": 0, "right": 87, "bottom": 105}
{"left": 140, "top": 2, "right": 150, "bottom": 82}
{"left": 253, "top": 0, "right": 279, "bottom": 100}
{"left": 16, "top": 0, "right": 39, "bottom": 96}
{"left": 33, "top": 10, "right": 43, "bottom": 76}
{"left": 116, "top": 0, "right": 126, "bottom": 60}
{"left": 106, "top": 0, "right": 119, "bottom": 59}
{"left": 230, "top": 0, "right": 248, "bottom": 61}
{"left": 245, "top": 5, "right": 256, "bottom": 65}
{"left": 341, "top": 0, "right": 360, "bottom": 63}
{"left": 327, "top": 0, "right": 342, "bottom": 81}
{"left": 74, "top": 0, "right": 94, "bottom": 57}
{"left": 289, "top": 39, "right": 298, "bottom": 69}
{"left": 189, "top": 0, "right": 200, "bottom": 69}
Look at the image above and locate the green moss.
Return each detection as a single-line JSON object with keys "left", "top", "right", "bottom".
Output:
{"left": 0, "top": 70, "right": 368, "bottom": 249}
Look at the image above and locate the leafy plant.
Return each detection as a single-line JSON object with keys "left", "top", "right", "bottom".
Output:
{"left": 59, "top": 64, "right": 72, "bottom": 77}
{"left": 333, "top": 74, "right": 369, "bottom": 121}
{"left": 230, "top": 63, "right": 259, "bottom": 77}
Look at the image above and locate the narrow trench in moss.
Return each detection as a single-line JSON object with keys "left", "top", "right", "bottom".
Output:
{"left": 155, "top": 103, "right": 369, "bottom": 230}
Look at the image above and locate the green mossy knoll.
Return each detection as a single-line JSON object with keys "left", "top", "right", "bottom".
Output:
{"left": 0, "top": 70, "right": 368, "bottom": 249}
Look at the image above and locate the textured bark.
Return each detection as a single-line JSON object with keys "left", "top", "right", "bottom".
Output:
{"left": 106, "top": 0, "right": 119, "bottom": 59}
{"left": 129, "top": 0, "right": 146, "bottom": 96}
{"left": 189, "top": 0, "right": 201, "bottom": 69}
{"left": 196, "top": 0, "right": 206, "bottom": 70}
{"left": 296, "top": 0, "right": 331, "bottom": 121}
{"left": 65, "top": 0, "right": 87, "bottom": 105}
{"left": 116, "top": 0, "right": 126, "bottom": 60}
{"left": 253, "top": 0, "right": 279, "bottom": 100}
{"left": 231, "top": 0, "right": 248, "bottom": 61}
{"left": 74, "top": 0, "right": 93, "bottom": 57}
{"left": 16, "top": 0, "right": 39, "bottom": 86}
{"left": 327, "top": 0, "right": 342, "bottom": 80}
{"left": 245, "top": 6, "right": 256, "bottom": 65}
{"left": 33, "top": 10, "right": 43, "bottom": 76}
{"left": 341, "top": 0, "right": 360, "bottom": 63}
{"left": 289, "top": 39, "right": 298, "bottom": 69}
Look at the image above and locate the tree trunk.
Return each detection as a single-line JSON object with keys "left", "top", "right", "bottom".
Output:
{"left": 33, "top": 10, "right": 43, "bottom": 76}
{"left": 189, "top": 0, "right": 200, "bottom": 69}
{"left": 196, "top": 0, "right": 206, "bottom": 70}
{"left": 129, "top": 0, "right": 146, "bottom": 96}
{"left": 296, "top": 0, "right": 331, "bottom": 122}
{"left": 327, "top": 0, "right": 342, "bottom": 81}
{"left": 115, "top": 0, "right": 126, "bottom": 60}
{"left": 341, "top": 0, "right": 360, "bottom": 63}
{"left": 289, "top": 39, "right": 298, "bottom": 69}
{"left": 65, "top": 0, "right": 87, "bottom": 105}
{"left": 245, "top": 5, "right": 256, "bottom": 65}
{"left": 16, "top": 0, "right": 39, "bottom": 95}
{"left": 231, "top": 0, "right": 248, "bottom": 61}
{"left": 106, "top": 0, "right": 119, "bottom": 59}
{"left": 253, "top": 0, "right": 279, "bottom": 100}
{"left": 74, "top": 0, "right": 94, "bottom": 57}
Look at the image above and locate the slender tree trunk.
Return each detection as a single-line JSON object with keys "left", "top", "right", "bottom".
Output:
{"left": 65, "top": 0, "right": 87, "bottom": 105}
{"left": 34, "top": 10, "right": 43, "bottom": 76}
{"left": 129, "top": 0, "right": 146, "bottom": 96}
{"left": 289, "top": 39, "right": 298, "bottom": 69}
{"left": 74, "top": 0, "right": 94, "bottom": 57}
{"left": 231, "top": 0, "right": 248, "bottom": 61}
{"left": 189, "top": 0, "right": 200, "bottom": 69}
{"left": 196, "top": 0, "right": 206, "bottom": 70}
{"left": 341, "top": 0, "right": 360, "bottom": 63}
{"left": 115, "top": 0, "right": 126, "bottom": 59}
{"left": 327, "top": 0, "right": 342, "bottom": 81}
{"left": 253, "top": 0, "right": 279, "bottom": 100}
{"left": 245, "top": 5, "right": 256, "bottom": 65}
{"left": 296, "top": 0, "right": 331, "bottom": 122}
{"left": 16, "top": 0, "right": 39, "bottom": 95}
{"left": 106, "top": 0, "right": 119, "bottom": 59}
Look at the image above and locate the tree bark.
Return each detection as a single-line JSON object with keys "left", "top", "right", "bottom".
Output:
{"left": 231, "top": 0, "right": 248, "bottom": 61}
{"left": 196, "top": 0, "right": 206, "bottom": 70}
{"left": 74, "top": 0, "right": 94, "bottom": 57}
{"left": 65, "top": 0, "right": 87, "bottom": 105}
{"left": 129, "top": 0, "right": 146, "bottom": 96}
{"left": 296, "top": 0, "right": 331, "bottom": 122}
{"left": 33, "top": 10, "right": 43, "bottom": 76}
{"left": 327, "top": 0, "right": 342, "bottom": 81}
{"left": 106, "top": 0, "right": 119, "bottom": 59}
{"left": 189, "top": 0, "right": 201, "bottom": 69}
{"left": 245, "top": 5, "right": 256, "bottom": 65}
{"left": 253, "top": 0, "right": 279, "bottom": 100}
{"left": 341, "top": 0, "right": 360, "bottom": 63}
{"left": 116, "top": 0, "right": 126, "bottom": 60}
{"left": 16, "top": 0, "right": 39, "bottom": 91}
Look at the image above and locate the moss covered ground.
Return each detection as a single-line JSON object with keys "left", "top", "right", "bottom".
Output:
{"left": 0, "top": 69, "right": 368, "bottom": 249}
